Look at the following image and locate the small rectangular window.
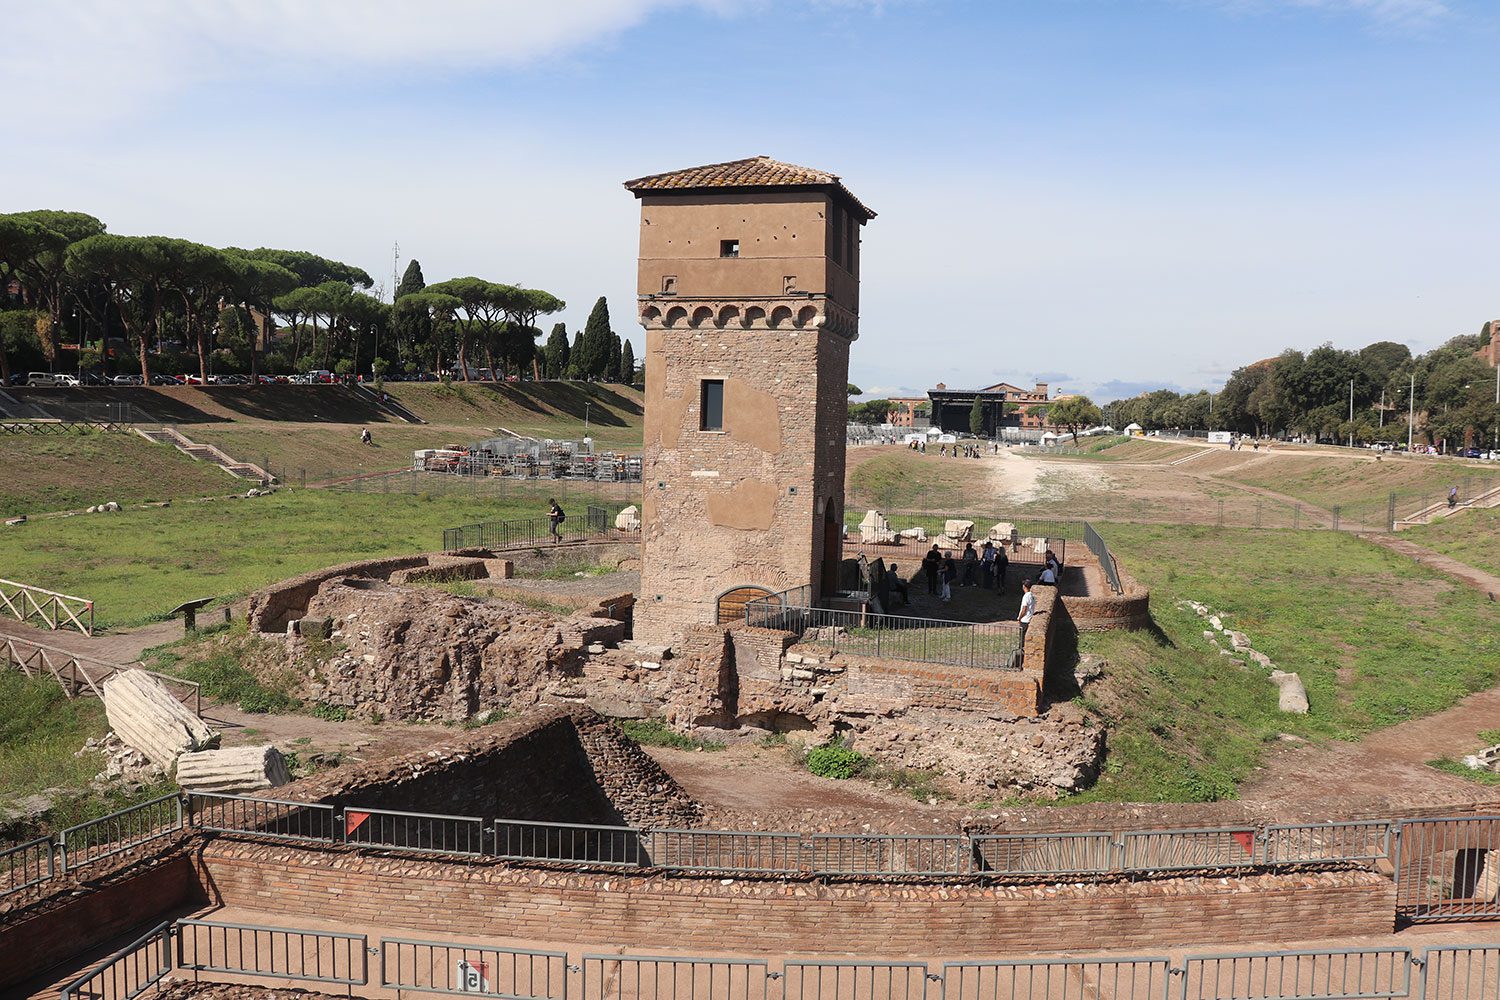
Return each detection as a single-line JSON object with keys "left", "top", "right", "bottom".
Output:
{"left": 720, "top": 239, "right": 739, "bottom": 258}
{"left": 701, "top": 379, "right": 725, "bottom": 431}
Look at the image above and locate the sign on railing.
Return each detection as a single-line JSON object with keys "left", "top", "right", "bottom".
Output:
{"left": 383, "top": 937, "right": 569, "bottom": 998}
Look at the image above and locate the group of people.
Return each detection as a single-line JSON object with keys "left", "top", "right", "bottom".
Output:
{"left": 903, "top": 438, "right": 1000, "bottom": 457}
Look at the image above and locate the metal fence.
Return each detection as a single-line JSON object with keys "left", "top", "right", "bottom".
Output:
{"left": 583, "top": 955, "right": 771, "bottom": 1000}
{"left": 1, "top": 836, "right": 55, "bottom": 896}
{"left": 175, "top": 918, "right": 368, "bottom": 989}
{"left": 1179, "top": 948, "right": 1412, "bottom": 1000}
{"left": 1083, "top": 522, "right": 1123, "bottom": 594}
{"left": 383, "top": 937, "right": 570, "bottom": 998}
{"left": 1392, "top": 816, "right": 1500, "bottom": 922}
{"left": 743, "top": 586, "right": 1022, "bottom": 671}
{"left": 442, "top": 503, "right": 623, "bottom": 552}
{"left": 50, "top": 928, "right": 1500, "bottom": 1000}
{"left": 59, "top": 793, "right": 185, "bottom": 874}
{"left": 60, "top": 920, "right": 173, "bottom": 1000}
{"left": 16, "top": 793, "right": 1500, "bottom": 920}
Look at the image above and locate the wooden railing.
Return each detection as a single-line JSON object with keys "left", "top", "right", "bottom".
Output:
{"left": 0, "top": 578, "right": 95, "bottom": 634}
{"left": 0, "top": 635, "right": 201, "bottom": 716}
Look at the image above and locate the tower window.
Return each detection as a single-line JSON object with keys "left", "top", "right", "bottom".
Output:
{"left": 701, "top": 379, "right": 725, "bottom": 431}
{"left": 720, "top": 239, "right": 740, "bottom": 258}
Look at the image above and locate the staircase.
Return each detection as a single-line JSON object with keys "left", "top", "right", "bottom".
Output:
{"left": 354, "top": 384, "right": 424, "bottom": 424}
{"left": 1394, "top": 484, "right": 1500, "bottom": 530}
{"left": 0, "top": 388, "right": 52, "bottom": 420}
{"left": 136, "top": 427, "right": 273, "bottom": 483}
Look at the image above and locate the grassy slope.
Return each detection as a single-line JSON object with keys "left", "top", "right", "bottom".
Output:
{"left": 190, "top": 382, "right": 646, "bottom": 479}
{"left": 847, "top": 450, "right": 995, "bottom": 512}
{"left": 386, "top": 382, "right": 644, "bottom": 446}
{"left": 1403, "top": 508, "right": 1500, "bottom": 578}
{"left": 1070, "top": 524, "right": 1500, "bottom": 802}
{"left": 0, "top": 490, "right": 552, "bottom": 629}
{"left": 0, "top": 431, "right": 237, "bottom": 517}
{"left": 0, "top": 670, "right": 108, "bottom": 803}
{"left": 1216, "top": 453, "right": 1500, "bottom": 514}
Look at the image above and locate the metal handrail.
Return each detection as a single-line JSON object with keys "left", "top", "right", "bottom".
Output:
{"left": 60, "top": 920, "right": 173, "bottom": 1000}
{"left": 1083, "top": 521, "right": 1123, "bottom": 594}
{"left": 59, "top": 793, "right": 184, "bottom": 874}
{"left": 1, "top": 836, "right": 55, "bottom": 897}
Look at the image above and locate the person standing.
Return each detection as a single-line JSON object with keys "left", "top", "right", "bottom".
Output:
{"left": 961, "top": 542, "right": 979, "bottom": 586}
{"left": 547, "top": 498, "right": 565, "bottom": 542}
{"left": 995, "top": 546, "right": 1009, "bottom": 593}
{"left": 940, "top": 554, "right": 958, "bottom": 603}
{"left": 922, "top": 544, "right": 942, "bottom": 595}
{"left": 979, "top": 540, "right": 997, "bottom": 588}
{"left": 1018, "top": 579, "right": 1036, "bottom": 661}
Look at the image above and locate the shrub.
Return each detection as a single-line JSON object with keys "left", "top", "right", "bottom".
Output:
{"left": 619, "top": 719, "right": 725, "bottom": 751}
{"left": 309, "top": 703, "right": 350, "bottom": 722}
{"left": 806, "top": 743, "right": 871, "bottom": 780}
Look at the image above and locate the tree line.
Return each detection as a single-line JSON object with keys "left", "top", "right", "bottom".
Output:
{"left": 0, "top": 209, "right": 639, "bottom": 386}
{"left": 1103, "top": 332, "right": 1500, "bottom": 448}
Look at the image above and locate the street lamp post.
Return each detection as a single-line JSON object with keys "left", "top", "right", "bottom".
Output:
{"left": 1407, "top": 372, "right": 1415, "bottom": 453}
{"left": 584, "top": 401, "right": 591, "bottom": 440}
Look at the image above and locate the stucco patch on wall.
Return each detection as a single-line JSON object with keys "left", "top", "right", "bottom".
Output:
{"left": 725, "top": 378, "right": 783, "bottom": 453}
{"left": 707, "top": 479, "right": 778, "bottom": 530}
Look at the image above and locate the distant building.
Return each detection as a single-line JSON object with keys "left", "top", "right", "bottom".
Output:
{"left": 927, "top": 381, "right": 1054, "bottom": 435}
{"left": 1479, "top": 320, "right": 1500, "bottom": 368}
{"left": 886, "top": 396, "right": 927, "bottom": 427}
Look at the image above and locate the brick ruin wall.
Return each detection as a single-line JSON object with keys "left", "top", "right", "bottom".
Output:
{"left": 194, "top": 841, "right": 1394, "bottom": 956}
{"left": 280, "top": 706, "right": 701, "bottom": 828}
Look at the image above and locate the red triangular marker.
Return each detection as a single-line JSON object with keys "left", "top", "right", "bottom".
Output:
{"left": 345, "top": 811, "right": 370, "bottom": 836}
{"left": 1232, "top": 831, "right": 1254, "bottom": 854}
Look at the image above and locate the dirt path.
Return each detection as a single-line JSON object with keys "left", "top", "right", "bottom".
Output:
{"left": 1363, "top": 534, "right": 1500, "bottom": 598}
{"left": 1240, "top": 683, "right": 1500, "bottom": 818}
{"left": 0, "top": 616, "right": 181, "bottom": 662}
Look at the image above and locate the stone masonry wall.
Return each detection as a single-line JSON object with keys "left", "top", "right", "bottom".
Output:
{"left": 196, "top": 840, "right": 1394, "bottom": 956}
{"left": 636, "top": 327, "right": 852, "bottom": 645}
{"left": 279, "top": 706, "right": 700, "bottom": 828}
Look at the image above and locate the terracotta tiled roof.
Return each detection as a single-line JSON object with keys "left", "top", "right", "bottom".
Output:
{"left": 623, "top": 156, "right": 875, "bottom": 219}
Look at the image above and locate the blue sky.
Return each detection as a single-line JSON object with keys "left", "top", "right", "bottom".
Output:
{"left": 5, "top": 0, "right": 1497, "bottom": 401}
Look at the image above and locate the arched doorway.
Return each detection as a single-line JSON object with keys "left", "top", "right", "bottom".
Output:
{"left": 715, "top": 585, "right": 775, "bottom": 624}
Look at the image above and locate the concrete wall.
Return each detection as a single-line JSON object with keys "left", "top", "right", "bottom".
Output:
{"left": 196, "top": 841, "right": 1395, "bottom": 956}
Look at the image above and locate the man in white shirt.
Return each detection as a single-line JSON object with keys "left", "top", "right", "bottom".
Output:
{"left": 1018, "top": 579, "right": 1036, "bottom": 661}
{"left": 1039, "top": 564, "right": 1057, "bottom": 586}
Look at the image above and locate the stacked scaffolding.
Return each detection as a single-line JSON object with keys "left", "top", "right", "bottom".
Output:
{"left": 413, "top": 437, "right": 642, "bottom": 482}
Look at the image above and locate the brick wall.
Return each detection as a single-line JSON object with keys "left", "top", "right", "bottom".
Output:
{"left": 0, "top": 853, "right": 203, "bottom": 992}
{"left": 1060, "top": 589, "right": 1152, "bottom": 631}
{"left": 197, "top": 841, "right": 1394, "bottom": 956}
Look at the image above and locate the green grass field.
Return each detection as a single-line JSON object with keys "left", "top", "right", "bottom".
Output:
{"left": 0, "top": 430, "right": 236, "bottom": 516}
{"left": 1403, "top": 508, "right": 1500, "bottom": 579}
{"left": 0, "top": 490, "right": 556, "bottom": 629}
{"left": 1212, "top": 452, "right": 1500, "bottom": 515}
{"left": 1069, "top": 524, "right": 1500, "bottom": 802}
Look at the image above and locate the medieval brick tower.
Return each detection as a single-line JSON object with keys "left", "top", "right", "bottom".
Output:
{"left": 624, "top": 156, "right": 876, "bottom": 644}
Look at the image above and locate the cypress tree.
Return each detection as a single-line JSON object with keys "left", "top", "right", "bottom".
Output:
{"left": 581, "top": 296, "right": 612, "bottom": 379}
{"left": 606, "top": 332, "right": 623, "bottom": 382}
{"left": 566, "top": 331, "right": 585, "bottom": 379}
{"left": 620, "top": 338, "right": 636, "bottom": 385}
{"left": 395, "top": 259, "right": 425, "bottom": 300}
{"left": 969, "top": 397, "right": 985, "bottom": 436}
{"left": 545, "top": 322, "right": 569, "bottom": 379}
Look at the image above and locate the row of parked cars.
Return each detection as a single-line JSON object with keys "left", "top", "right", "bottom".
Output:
{"left": 10, "top": 370, "right": 342, "bottom": 387}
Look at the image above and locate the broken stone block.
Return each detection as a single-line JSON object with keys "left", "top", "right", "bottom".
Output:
{"left": 988, "top": 521, "right": 1017, "bottom": 543}
{"left": 1248, "top": 650, "right": 1273, "bottom": 669}
{"left": 483, "top": 558, "right": 515, "bottom": 579}
{"left": 898, "top": 527, "right": 927, "bottom": 541}
{"left": 858, "top": 509, "right": 897, "bottom": 543}
{"left": 4, "top": 515, "right": 26, "bottom": 526}
{"left": 175, "top": 745, "right": 290, "bottom": 794}
{"left": 102, "top": 670, "right": 219, "bottom": 771}
{"left": 615, "top": 505, "right": 642, "bottom": 531}
{"left": 1270, "top": 670, "right": 1309, "bottom": 714}
{"left": 1208, "top": 615, "right": 1223, "bottom": 631}
{"left": 1227, "top": 630, "right": 1252, "bottom": 650}
{"left": 294, "top": 617, "right": 333, "bottom": 640}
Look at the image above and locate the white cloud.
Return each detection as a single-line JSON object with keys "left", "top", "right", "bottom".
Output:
{"left": 1, "top": 1, "right": 742, "bottom": 131}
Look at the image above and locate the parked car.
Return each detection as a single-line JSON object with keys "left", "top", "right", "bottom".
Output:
{"left": 26, "top": 372, "right": 63, "bottom": 386}
{"left": 180, "top": 374, "right": 203, "bottom": 385}
{"left": 111, "top": 374, "right": 144, "bottom": 386}
{"left": 80, "top": 372, "right": 109, "bottom": 386}
{"left": 149, "top": 373, "right": 180, "bottom": 386}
